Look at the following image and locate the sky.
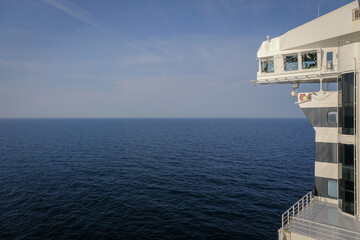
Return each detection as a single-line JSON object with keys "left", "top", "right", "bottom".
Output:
{"left": 0, "top": 0, "right": 353, "bottom": 118}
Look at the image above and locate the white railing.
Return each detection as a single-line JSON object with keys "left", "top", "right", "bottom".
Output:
{"left": 281, "top": 191, "right": 360, "bottom": 240}
{"left": 289, "top": 217, "right": 360, "bottom": 240}
{"left": 282, "top": 191, "right": 314, "bottom": 229}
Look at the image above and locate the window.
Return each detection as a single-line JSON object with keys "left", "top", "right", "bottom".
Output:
{"left": 328, "top": 180, "right": 337, "bottom": 198}
{"left": 343, "top": 190, "right": 354, "bottom": 214}
{"left": 339, "top": 144, "right": 355, "bottom": 215}
{"left": 302, "top": 51, "right": 317, "bottom": 69}
{"left": 343, "top": 144, "right": 354, "bottom": 167}
{"left": 353, "top": 8, "right": 360, "bottom": 21}
{"left": 327, "top": 112, "right": 337, "bottom": 124}
{"left": 339, "top": 73, "right": 355, "bottom": 135}
{"left": 327, "top": 52, "right": 333, "bottom": 70}
{"left": 284, "top": 54, "right": 298, "bottom": 71}
{"left": 261, "top": 57, "right": 274, "bottom": 73}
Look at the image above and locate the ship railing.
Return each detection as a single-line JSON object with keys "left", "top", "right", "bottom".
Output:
{"left": 289, "top": 217, "right": 360, "bottom": 240}
{"left": 281, "top": 190, "right": 314, "bottom": 229}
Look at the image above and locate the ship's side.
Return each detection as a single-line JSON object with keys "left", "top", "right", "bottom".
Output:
{"left": 255, "top": 1, "right": 360, "bottom": 239}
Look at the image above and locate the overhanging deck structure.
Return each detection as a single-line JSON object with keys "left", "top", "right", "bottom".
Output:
{"left": 255, "top": 1, "right": 360, "bottom": 86}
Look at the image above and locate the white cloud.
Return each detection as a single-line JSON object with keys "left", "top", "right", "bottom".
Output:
{"left": 41, "top": 0, "right": 98, "bottom": 27}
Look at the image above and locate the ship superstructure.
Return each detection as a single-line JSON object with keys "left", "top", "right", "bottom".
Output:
{"left": 255, "top": 1, "right": 360, "bottom": 239}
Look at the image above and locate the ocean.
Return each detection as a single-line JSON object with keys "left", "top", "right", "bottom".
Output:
{"left": 0, "top": 118, "right": 314, "bottom": 239}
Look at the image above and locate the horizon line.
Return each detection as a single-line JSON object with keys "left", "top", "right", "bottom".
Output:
{"left": 0, "top": 117, "right": 306, "bottom": 119}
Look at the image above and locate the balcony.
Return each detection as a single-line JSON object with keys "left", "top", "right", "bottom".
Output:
{"left": 279, "top": 192, "right": 360, "bottom": 240}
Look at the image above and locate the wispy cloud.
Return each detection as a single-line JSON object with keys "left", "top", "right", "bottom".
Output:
{"left": 194, "top": 0, "right": 281, "bottom": 14}
{"left": 0, "top": 58, "right": 53, "bottom": 72}
{"left": 41, "top": 0, "right": 98, "bottom": 27}
{"left": 107, "top": 35, "right": 258, "bottom": 82}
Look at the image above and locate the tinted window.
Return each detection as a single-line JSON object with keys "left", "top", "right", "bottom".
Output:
{"left": 261, "top": 57, "right": 274, "bottom": 73}
{"left": 343, "top": 190, "right": 354, "bottom": 215}
{"left": 339, "top": 144, "right": 354, "bottom": 166}
{"left": 302, "top": 51, "right": 317, "bottom": 69}
{"left": 344, "top": 144, "right": 354, "bottom": 167}
{"left": 339, "top": 143, "right": 355, "bottom": 215}
{"left": 327, "top": 112, "right": 337, "bottom": 124}
{"left": 284, "top": 54, "right": 298, "bottom": 71}
{"left": 339, "top": 73, "right": 354, "bottom": 135}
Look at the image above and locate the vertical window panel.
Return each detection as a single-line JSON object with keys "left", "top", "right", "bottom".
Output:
{"left": 326, "top": 52, "right": 333, "bottom": 70}
{"left": 339, "top": 143, "right": 355, "bottom": 215}
{"left": 339, "top": 73, "right": 354, "bottom": 135}
{"left": 328, "top": 180, "right": 337, "bottom": 198}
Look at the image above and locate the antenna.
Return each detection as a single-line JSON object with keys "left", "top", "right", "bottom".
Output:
{"left": 317, "top": 4, "right": 320, "bottom": 18}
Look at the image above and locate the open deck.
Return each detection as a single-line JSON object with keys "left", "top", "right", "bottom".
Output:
{"left": 284, "top": 197, "right": 360, "bottom": 239}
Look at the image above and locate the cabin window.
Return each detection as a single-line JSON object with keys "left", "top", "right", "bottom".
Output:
{"left": 284, "top": 54, "right": 298, "bottom": 71}
{"left": 328, "top": 180, "right": 337, "bottom": 198}
{"left": 327, "top": 112, "right": 337, "bottom": 124}
{"left": 327, "top": 52, "right": 333, "bottom": 70}
{"left": 302, "top": 51, "right": 317, "bottom": 69}
{"left": 261, "top": 57, "right": 274, "bottom": 73}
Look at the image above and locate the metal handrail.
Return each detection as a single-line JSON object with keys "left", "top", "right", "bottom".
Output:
{"left": 281, "top": 190, "right": 314, "bottom": 228}
{"left": 290, "top": 217, "right": 360, "bottom": 239}
{"left": 281, "top": 191, "right": 360, "bottom": 240}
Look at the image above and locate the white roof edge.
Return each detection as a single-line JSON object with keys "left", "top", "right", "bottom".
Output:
{"left": 257, "top": 1, "right": 360, "bottom": 58}
{"left": 284, "top": 1, "right": 356, "bottom": 37}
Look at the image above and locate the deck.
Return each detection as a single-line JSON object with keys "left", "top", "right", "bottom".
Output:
{"left": 284, "top": 198, "right": 360, "bottom": 239}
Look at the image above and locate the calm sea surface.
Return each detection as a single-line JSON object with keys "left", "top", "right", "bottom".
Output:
{"left": 0, "top": 118, "right": 314, "bottom": 239}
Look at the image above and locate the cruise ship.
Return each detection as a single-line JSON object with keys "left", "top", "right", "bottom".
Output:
{"left": 254, "top": 1, "right": 360, "bottom": 239}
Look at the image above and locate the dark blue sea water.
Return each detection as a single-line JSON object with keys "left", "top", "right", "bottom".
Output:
{"left": 0, "top": 118, "right": 314, "bottom": 240}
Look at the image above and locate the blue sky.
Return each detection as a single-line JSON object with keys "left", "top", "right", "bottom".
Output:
{"left": 0, "top": 0, "right": 352, "bottom": 118}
